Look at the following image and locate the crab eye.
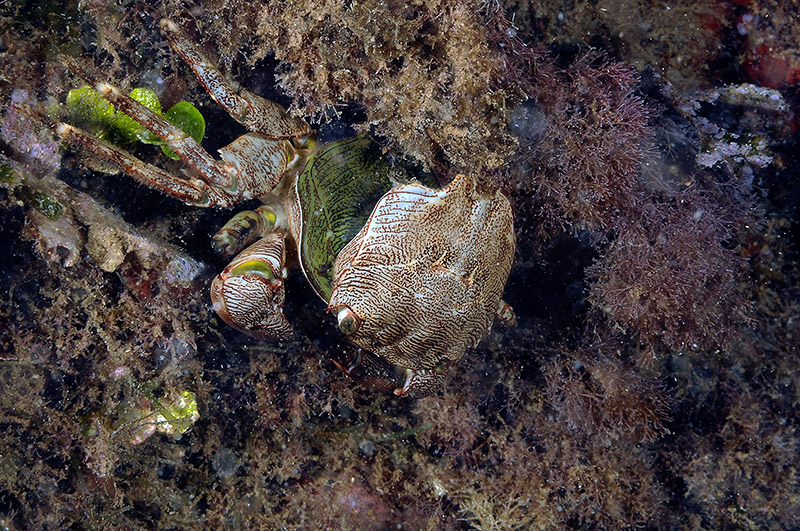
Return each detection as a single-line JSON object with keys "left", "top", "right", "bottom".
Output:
{"left": 336, "top": 307, "right": 360, "bottom": 335}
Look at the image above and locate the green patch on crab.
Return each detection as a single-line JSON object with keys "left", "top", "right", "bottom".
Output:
{"left": 230, "top": 259, "right": 276, "bottom": 281}
{"left": 295, "top": 136, "right": 410, "bottom": 300}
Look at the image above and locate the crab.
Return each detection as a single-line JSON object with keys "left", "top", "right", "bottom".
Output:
{"left": 53, "top": 18, "right": 516, "bottom": 398}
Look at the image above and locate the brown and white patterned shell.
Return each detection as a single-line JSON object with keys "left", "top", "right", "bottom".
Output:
{"left": 328, "top": 174, "right": 514, "bottom": 371}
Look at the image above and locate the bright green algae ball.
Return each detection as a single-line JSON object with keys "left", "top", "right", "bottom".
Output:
{"left": 165, "top": 101, "right": 205, "bottom": 144}
{"left": 140, "top": 100, "right": 206, "bottom": 159}
{"left": 66, "top": 86, "right": 115, "bottom": 135}
{"left": 160, "top": 101, "right": 206, "bottom": 159}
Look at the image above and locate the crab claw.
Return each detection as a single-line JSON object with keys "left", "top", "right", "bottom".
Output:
{"left": 393, "top": 366, "right": 448, "bottom": 398}
{"left": 210, "top": 233, "right": 292, "bottom": 340}
{"left": 328, "top": 346, "right": 406, "bottom": 395}
{"left": 328, "top": 341, "right": 446, "bottom": 399}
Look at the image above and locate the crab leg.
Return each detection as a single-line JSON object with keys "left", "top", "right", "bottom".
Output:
{"left": 329, "top": 347, "right": 406, "bottom": 395}
{"left": 63, "top": 58, "right": 295, "bottom": 207}
{"left": 15, "top": 101, "right": 217, "bottom": 204}
{"left": 159, "top": 19, "right": 312, "bottom": 141}
{"left": 55, "top": 122, "right": 223, "bottom": 206}
{"left": 496, "top": 300, "right": 516, "bottom": 327}
{"left": 65, "top": 56, "right": 235, "bottom": 187}
{"left": 211, "top": 205, "right": 277, "bottom": 257}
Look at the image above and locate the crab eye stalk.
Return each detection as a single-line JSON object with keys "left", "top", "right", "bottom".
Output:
{"left": 336, "top": 307, "right": 360, "bottom": 335}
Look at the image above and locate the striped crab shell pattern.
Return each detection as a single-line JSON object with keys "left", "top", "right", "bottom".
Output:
{"left": 329, "top": 174, "right": 515, "bottom": 374}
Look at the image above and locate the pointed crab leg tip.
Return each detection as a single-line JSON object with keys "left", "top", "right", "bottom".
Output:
{"left": 95, "top": 82, "right": 112, "bottom": 95}
{"left": 56, "top": 123, "right": 73, "bottom": 136}
{"left": 160, "top": 18, "right": 178, "bottom": 32}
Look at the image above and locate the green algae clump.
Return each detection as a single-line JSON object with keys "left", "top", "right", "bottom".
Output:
{"left": 65, "top": 85, "right": 205, "bottom": 159}
{"left": 108, "top": 87, "right": 163, "bottom": 144}
{"left": 164, "top": 101, "right": 205, "bottom": 143}
{"left": 152, "top": 389, "right": 200, "bottom": 439}
{"left": 148, "top": 101, "right": 206, "bottom": 160}
{"left": 0, "top": 163, "right": 20, "bottom": 184}
{"left": 66, "top": 85, "right": 115, "bottom": 135}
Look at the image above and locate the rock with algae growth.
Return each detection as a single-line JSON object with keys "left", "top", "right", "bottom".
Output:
{"left": 28, "top": 190, "right": 65, "bottom": 220}
{"left": 0, "top": 162, "right": 20, "bottom": 184}
{"left": 3, "top": 154, "right": 207, "bottom": 284}
{"left": 125, "top": 389, "right": 201, "bottom": 445}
